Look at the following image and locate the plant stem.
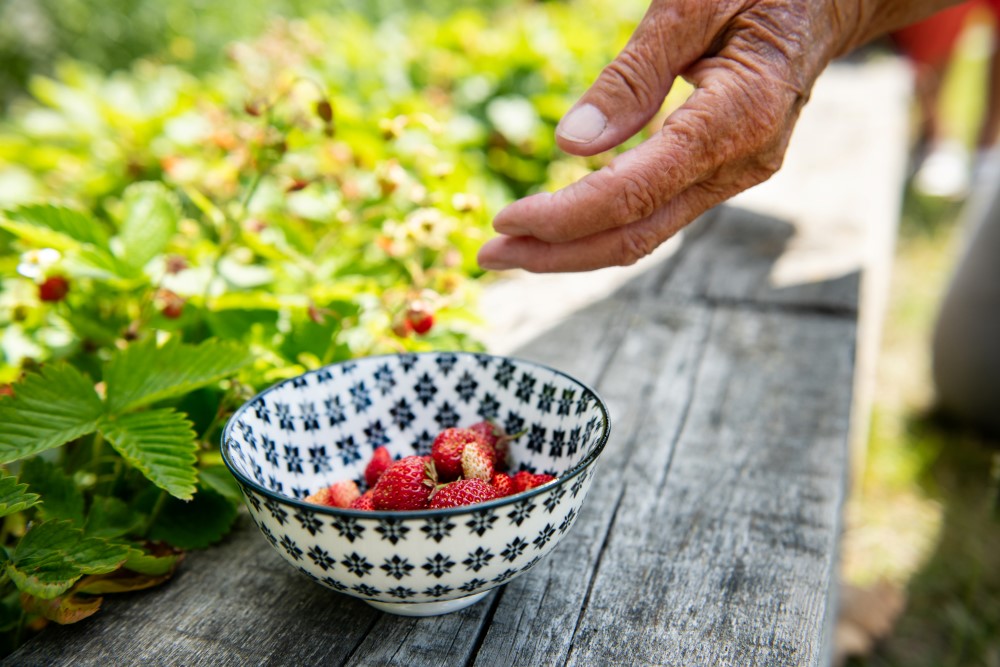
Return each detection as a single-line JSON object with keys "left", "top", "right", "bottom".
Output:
{"left": 142, "top": 490, "right": 169, "bottom": 536}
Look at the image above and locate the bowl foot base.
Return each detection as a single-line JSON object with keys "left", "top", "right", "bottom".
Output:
{"left": 365, "top": 591, "right": 489, "bottom": 617}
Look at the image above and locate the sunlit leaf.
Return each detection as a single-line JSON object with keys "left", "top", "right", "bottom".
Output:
{"left": 98, "top": 410, "right": 198, "bottom": 501}
{"left": 118, "top": 182, "right": 181, "bottom": 271}
{"left": 0, "top": 204, "right": 109, "bottom": 250}
{"left": 103, "top": 337, "right": 249, "bottom": 414}
{"left": 0, "top": 364, "right": 104, "bottom": 464}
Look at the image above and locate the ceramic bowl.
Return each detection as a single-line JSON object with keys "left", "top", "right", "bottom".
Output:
{"left": 221, "top": 352, "right": 610, "bottom": 616}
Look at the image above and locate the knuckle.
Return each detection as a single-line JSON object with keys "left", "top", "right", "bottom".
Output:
{"left": 614, "top": 168, "right": 659, "bottom": 223}
{"left": 602, "top": 49, "right": 661, "bottom": 110}
{"left": 614, "top": 224, "right": 661, "bottom": 267}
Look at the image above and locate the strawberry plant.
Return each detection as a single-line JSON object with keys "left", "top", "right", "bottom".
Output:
{"left": 0, "top": 0, "right": 648, "bottom": 654}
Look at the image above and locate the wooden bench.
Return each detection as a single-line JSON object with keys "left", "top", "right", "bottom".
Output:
{"left": 4, "top": 58, "right": 911, "bottom": 666}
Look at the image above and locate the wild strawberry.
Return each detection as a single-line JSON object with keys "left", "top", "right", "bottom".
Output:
{"left": 461, "top": 440, "right": 495, "bottom": 481}
{"left": 512, "top": 471, "right": 558, "bottom": 494}
{"left": 431, "top": 428, "right": 481, "bottom": 481}
{"left": 405, "top": 306, "right": 434, "bottom": 335}
{"left": 38, "top": 276, "right": 69, "bottom": 303}
{"left": 326, "top": 480, "right": 361, "bottom": 508}
{"left": 469, "top": 420, "right": 512, "bottom": 470}
{"left": 350, "top": 489, "right": 376, "bottom": 511}
{"left": 372, "top": 455, "right": 437, "bottom": 511}
{"left": 491, "top": 472, "right": 514, "bottom": 497}
{"left": 429, "top": 478, "right": 499, "bottom": 509}
{"left": 304, "top": 486, "right": 333, "bottom": 506}
{"left": 365, "top": 446, "right": 392, "bottom": 489}
{"left": 156, "top": 289, "right": 186, "bottom": 320}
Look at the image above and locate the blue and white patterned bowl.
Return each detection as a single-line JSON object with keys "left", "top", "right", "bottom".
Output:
{"left": 221, "top": 352, "right": 610, "bottom": 616}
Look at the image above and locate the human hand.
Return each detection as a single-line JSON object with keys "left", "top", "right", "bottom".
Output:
{"left": 477, "top": 0, "right": 958, "bottom": 272}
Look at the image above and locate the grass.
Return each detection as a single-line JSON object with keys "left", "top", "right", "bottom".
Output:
{"left": 841, "top": 14, "right": 1000, "bottom": 665}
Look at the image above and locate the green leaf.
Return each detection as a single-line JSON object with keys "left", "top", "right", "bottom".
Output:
{"left": 98, "top": 409, "right": 198, "bottom": 501}
{"left": 84, "top": 496, "right": 144, "bottom": 539}
{"left": 198, "top": 465, "right": 242, "bottom": 502}
{"left": 0, "top": 471, "right": 41, "bottom": 518}
{"left": 149, "top": 486, "right": 238, "bottom": 550}
{"left": 19, "top": 457, "right": 85, "bottom": 525}
{"left": 0, "top": 204, "right": 109, "bottom": 250}
{"left": 6, "top": 521, "right": 130, "bottom": 599}
{"left": 103, "top": 337, "right": 249, "bottom": 414}
{"left": 0, "top": 364, "right": 104, "bottom": 464}
{"left": 122, "top": 545, "right": 183, "bottom": 576}
{"left": 118, "top": 182, "right": 180, "bottom": 270}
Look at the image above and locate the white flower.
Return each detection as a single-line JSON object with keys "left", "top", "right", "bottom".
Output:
{"left": 16, "top": 248, "right": 61, "bottom": 279}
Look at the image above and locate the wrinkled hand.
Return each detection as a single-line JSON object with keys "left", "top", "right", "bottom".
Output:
{"left": 477, "top": 0, "right": 955, "bottom": 272}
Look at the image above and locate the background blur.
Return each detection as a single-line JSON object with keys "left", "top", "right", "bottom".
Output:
{"left": 1, "top": 1, "right": 998, "bottom": 664}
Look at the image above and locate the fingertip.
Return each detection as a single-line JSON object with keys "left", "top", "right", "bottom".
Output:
{"left": 477, "top": 236, "right": 518, "bottom": 271}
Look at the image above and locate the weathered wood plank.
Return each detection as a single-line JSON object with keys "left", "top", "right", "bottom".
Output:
{"left": 471, "top": 300, "right": 712, "bottom": 667}
{"left": 4, "top": 515, "right": 381, "bottom": 666}
{"left": 564, "top": 306, "right": 855, "bottom": 666}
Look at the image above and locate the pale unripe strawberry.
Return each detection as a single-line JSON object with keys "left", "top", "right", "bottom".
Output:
{"left": 461, "top": 440, "right": 495, "bottom": 481}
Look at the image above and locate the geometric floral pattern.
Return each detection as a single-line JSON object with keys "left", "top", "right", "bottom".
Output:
{"left": 222, "top": 352, "right": 610, "bottom": 613}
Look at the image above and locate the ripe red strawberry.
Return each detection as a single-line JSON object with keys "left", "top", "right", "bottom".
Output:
{"left": 365, "top": 446, "right": 392, "bottom": 489}
{"left": 372, "top": 455, "right": 437, "bottom": 511}
{"left": 38, "top": 275, "right": 70, "bottom": 303}
{"left": 431, "top": 428, "right": 481, "bottom": 481}
{"left": 429, "top": 478, "right": 499, "bottom": 509}
{"left": 512, "top": 471, "right": 557, "bottom": 494}
{"left": 405, "top": 308, "right": 434, "bottom": 335}
{"left": 350, "top": 489, "right": 376, "bottom": 511}
{"left": 491, "top": 472, "right": 514, "bottom": 497}
{"left": 461, "top": 440, "right": 494, "bottom": 481}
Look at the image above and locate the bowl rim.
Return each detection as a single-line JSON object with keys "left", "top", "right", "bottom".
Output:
{"left": 220, "top": 351, "right": 611, "bottom": 519}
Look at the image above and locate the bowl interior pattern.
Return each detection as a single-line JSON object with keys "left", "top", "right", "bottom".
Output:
{"left": 221, "top": 352, "right": 610, "bottom": 611}
{"left": 224, "top": 352, "right": 607, "bottom": 497}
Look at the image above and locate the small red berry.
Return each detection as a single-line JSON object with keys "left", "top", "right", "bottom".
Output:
{"left": 372, "top": 455, "right": 437, "bottom": 511}
{"left": 431, "top": 428, "right": 481, "bottom": 481}
{"left": 429, "top": 478, "right": 499, "bottom": 509}
{"left": 461, "top": 440, "right": 495, "bottom": 481}
{"left": 405, "top": 308, "right": 434, "bottom": 335}
{"left": 38, "top": 276, "right": 70, "bottom": 303}
{"left": 491, "top": 472, "right": 514, "bottom": 497}
{"left": 350, "top": 489, "right": 376, "bottom": 511}
{"left": 365, "top": 446, "right": 393, "bottom": 489}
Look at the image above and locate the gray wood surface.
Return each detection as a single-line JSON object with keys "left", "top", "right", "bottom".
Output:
{"left": 4, "top": 58, "right": 910, "bottom": 667}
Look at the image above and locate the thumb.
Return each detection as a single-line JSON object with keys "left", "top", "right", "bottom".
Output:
{"left": 556, "top": 1, "right": 727, "bottom": 156}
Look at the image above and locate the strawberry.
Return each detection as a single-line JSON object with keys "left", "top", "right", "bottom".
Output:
{"left": 326, "top": 480, "right": 361, "bottom": 508}
{"left": 350, "top": 489, "right": 376, "bottom": 511}
{"left": 304, "top": 487, "right": 333, "bottom": 506}
{"left": 38, "top": 275, "right": 70, "bottom": 303}
{"left": 461, "top": 440, "right": 494, "bottom": 481}
{"left": 491, "top": 472, "right": 514, "bottom": 497}
{"left": 405, "top": 306, "right": 434, "bottom": 335}
{"left": 372, "top": 455, "right": 437, "bottom": 511}
{"left": 512, "top": 471, "right": 557, "bottom": 494}
{"left": 365, "top": 446, "right": 393, "bottom": 489}
{"left": 304, "top": 480, "right": 360, "bottom": 508}
{"left": 469, "top": 420, "right": 514, "bottom": 470}
{"left": 431, "top": 428, "right": 481, "bottom": 481}
{"left": 429, "top": 478, "right": 499, "bottom": 509}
